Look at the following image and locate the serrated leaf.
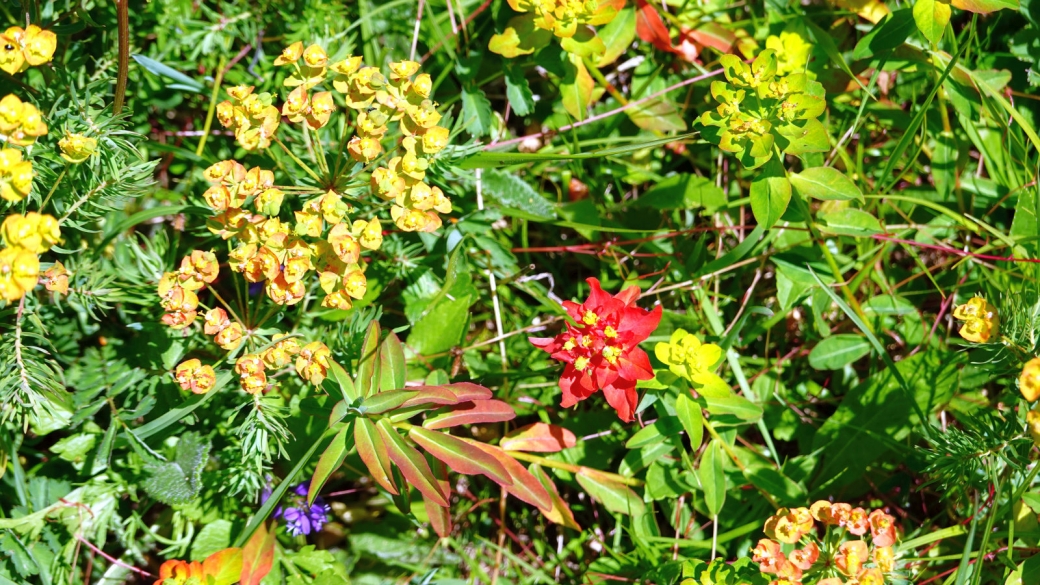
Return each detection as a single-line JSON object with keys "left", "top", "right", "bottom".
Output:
{"left": 309, "top": 420, "right": 355, "bottom": 505}
{"left": 790, "top": 167, "right": 864, "bottom": 202}
{"left": 482, "top": 169, "right": 557, "bottom": 221}
{"left": 354, "top": 418, "right": 398, "bottom": 495}
{"left": 674, "top": 394, "right": 704, "bottom": 449}
{"left": 143, "top": 431, "right": 210, "bottom": 505}
{"left": 576, "top": 469, "right": 646, "bottom": 516}
{"left": 698, "top": 440, "right": 726, "bottom": 517}
{"left": 422, "top": 400, "right": 516, "bottom": 429}
{"left": 409, "top": 427, "right": 512, "bottom": 485}
{"left": 377, "top": 419, "right": 449, "bottom": 507}
{"left": 241, "top": 523, "right": 275, "bottom": 585}
{"left": 500, "top": 423, "right": 577, "bottom": 452}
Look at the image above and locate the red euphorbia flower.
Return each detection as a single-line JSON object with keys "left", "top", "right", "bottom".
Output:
{"left": 530, "top": 277, "right": 661, "bottom": 422}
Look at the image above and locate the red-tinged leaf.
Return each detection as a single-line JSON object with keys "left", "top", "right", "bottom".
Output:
{"left": 329, "top": 399, "right": 349, "bottom": 426}
{"left": 357, "top": 320, "right": 382, "bottom": 397}
{"left": 950, "top": 0, "right": 1017, "bottom": 13}
{"left": 422, "top": 400, "right": 516, "bottom": 430}
{"left": 376, "top": 418, "right": 450, "bottom": 507}
{"left": 635, "top": 0, "right": 676, "bottom": 53}
{"left": 201, "top": 547, "right": 242, "bottom": 585}
{"left": 424, "top": 459, "right": 453, "bottom": 538}
{"left": 326, "top": 361, "right": 358, "bottom": 402}
{"left": 530, "top": 464, "right": 581, "bottom": 530}
{"left": 379, "top": 333, "right": 407, "bottom": 391}
{"left": 443, "top": 382, "right": 493, "bottom": 402}
{"left": 466, "top": 440, "right": 552, "bottom": 510}
{"left": 684, "top": 22, "right": 735, "bottom": 54}
{"left": 354, "top": 418, "right": 398, "bottom": 495}
{"left": 400, "top": 386, "right": 461, "bottom": 409}
{"left": 240, "top": 522, "right": 275, "bottom": 585}
{"left": 409, "top": 427, "right": 512, "bottom": 485}
{"left": 361, "top": 389, "right": 418, "bottom": 414}
{"left": 309, "top": 420, "right": 355, "bottom": 504}
{"left": 501, "top": 423, "right": 577, "bottom": 453}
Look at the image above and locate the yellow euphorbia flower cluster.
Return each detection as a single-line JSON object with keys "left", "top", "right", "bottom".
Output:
{"left": 201, "top": 159, "right": 378, "bottom": 311}
{"left": 653, "top": 329, "right": 724, "bottom": 385}
{"left": 506, "top": 0, "right": 616, "bottom": 39}
{"left": 216, "top": 85, "right": 281, "bottom": 151}
{"left": 58, "top": 133, "right": 97, "bottom": 164}
{"left": 0, "top": 94, "right": 48, "bottom": 147}
{"left": 0, "top": 212, "right": 61, "bottom": 302}
{"left": 157, "top": 250, "right": 219, "bottom": 329}
{"left": 0, "top": 25, "right": 56, "bottom": 75}
{"left": 952, "top": 296, "right": 998, "bottom": 343}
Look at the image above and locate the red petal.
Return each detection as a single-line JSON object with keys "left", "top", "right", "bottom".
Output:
{"left": 562, "top": 300, "right": 584, "bottom": 322}
{"left": 530, "top": 336, "right": 559, "bottom": 350}
{"left": 615, "top": 285, "right": 641, "bottom": 307}
{"left": 602, "top": 379, "right": 638, "bottom": 422}
{"left": 618, "top": 304, "right": 662, "bottom": 342}
{"left": 636, "top": 0, "right": 677, "bottom": 54}
{"left": 618, "top": 348, "right": 654, "bottom": 381}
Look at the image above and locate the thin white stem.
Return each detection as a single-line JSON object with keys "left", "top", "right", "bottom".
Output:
{"left": 711, "top": 515, "right": 718, "bottom": 560}
{"left": 410, "top": 0, "right": 426, "bottom": 61}
{"left": 475, "top": 169, "right": 508, "bottom": 369}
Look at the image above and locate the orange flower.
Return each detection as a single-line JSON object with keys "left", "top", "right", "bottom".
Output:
{"left": 296, "top": 341, "right": 331, "bottom": 385}
{"left": 752, "top": 539, "right": 785, "bottom": 574}
{"left": 789, "top": 541, "right": 818, "bottom": 571}
{"left": 810, "top": 500, "right": 839, "bottom": 525}
{"left": 868, "top": 509, "right": 897, "bottom": 547}
{"left": 204, "top": 308, "right": 231, "bottom": 335}
{"left": 266, "top": 274, "right": 305, "bottom": 305}
{"left": 846, "top": 507, "right": 869, "bottom": 536}
{"left": 174, "top": 359, "right": 217, "bottom": 394}
{"left": 215, "top": 323, "right": 244, "bottom": 351}
{"left": 858, "top": 568, "right": 885, "bottom": 585}
{"left": 328, "top": 223, "right": 361, "bottom": 263}
{"left": 153, "top": 559, "right": 204, "bottom": 585}
{"left": 263, "top": 335, "right": 301, "bottom": 369}
{"left": 835, "top": 540, "right": 868, "bottom": 577}
{"left": 42, "top": 261, "right": 68, "bottom": 294}
{"left": 178, "top": 250, "right": 219, "bottom": 289}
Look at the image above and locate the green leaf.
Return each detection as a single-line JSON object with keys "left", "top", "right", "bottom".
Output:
{"left": 460, "top": 132, "right": 697, "bottom": 168}
{"left": 360, "top": 389, "right": 418, "bottom": 414}
{"left": 817, "top": 208, "right": 883, "bottom": 237}
{"left": 808, "top": 334, "right": 872, "bottom": 370}
{"left": 377, "top": 419, "right": 450, "bottom": 507}
{"left": 775, "top": 119, "right": 830, "bottom": 155}
{"left": 422, "top": 400, "right": 516, "bottom": 429}
{"left": 504, "top": 65, "right": 535, "bottom": 117}
{"left": 482, "top": 169, "right": 557, "bottom": 220}
{"left": 790, "top": 167, "right": 864, "bottom": 202}
{"left": 408, "top": 293, "right": 475, "bottom": 355}
{"left": 576, "top": 469, "right": 646, "bottom": 516}
{"left": 913, "top": 0, "right": 951, "bottom": 45}
{"left": 241, "top": 522, "right": 275, "bottom": 585}
{"left": 460, "top": 86, "right": 494, "bottom": 137}
{"left": 627, "top": 97, "right": 688, "bottom": 132}
{"left": 142, "top": 431, "right": 210, "bottom": 505}
{"left": 625, "top": 417, "right": 682, "bottom": 449}
{"left": 325, "top": 361, "right": 358, "bottom": 402}
{"left": 50, "top": 433, "right": 96, "bottom": 463}
{"left": 635, "top": 174, "right": 725, "bottom": 211}
{"left": 308, "top": 420, "right": 355, "bottom": 505}
{"left": 354, "top": 418, "right": 398, "bottom": 495}
{"left": 950, "top": 0, "right": 1017, "bottom": 13}
{"left": 132, "top": 54, "right": 205, "bottom": 93}
{"left": 743, "top": 462, "right": 806, "bottom": 506}
{"left": 560, "top": 25, "right": 606, "bottom": 57}
{"left": 749, "top": 157, "right": 791, "bottom": 228}
{"left": 560, "top": 53, "right": 595, "bottom": 121}
{"left": 852, "top": 9, "right": 917, "bottom": 60}
{"left": 811, "top": 351, "right": 962, "bottom": 489}
{"left": 674, "top": 394, "right": 704, "bottom": 449}
{"left": 703, "top": 394, "right": 763, "bottom": 422}
{"left": 698, "top": 440, "right": 726, "bottom": 517}
{"left": 379, "top": 333, "right": 406, "bottom": 392}
{"left": 596, "top": 7, "right": 637, "bottom": 67}
{"left": 357, "top": 321, "right": 382, "bottom": 397}
{"left": 192, "top": 520, "right": 233, "bottom": 562}
{"left": 409, "top": 427, "right": 512, "bottom": 485}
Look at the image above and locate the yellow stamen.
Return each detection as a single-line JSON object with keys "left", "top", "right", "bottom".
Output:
{"left": 604, "top": 325, "right": 618, "bottom": 338}
{"left": 582, "top": 310, "right": 598, "bottom": 326}
{"left": 574, "top": 356, "right": 590, "bottom": 371}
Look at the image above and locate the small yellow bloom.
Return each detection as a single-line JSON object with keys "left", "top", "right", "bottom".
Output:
{"left": 1, "top": 212, "right": 61, "bottom": 254}
{"left": 953, "top": 296, "right": 999, "bottom": 343}
{"left": 58, "top": 133, "right": 97, "bottom": 164}
{"left": 42, "top": 261, "right": 68, "bottom": 295}
{"left": 302, "top": 44, "right": 328, "bottom": 68}
{"left": 295, "top": 341, "right": 331, "bottom": 385}
{"left": 178, "top": 250, "right": 219, "bottom": 289}
{"left": 353, "top": 217, "right": 383, "bottom": 250}
{"left": 10, "top": 102, "right": 47, "bottom": 146}
{"left": 1028, "top": 404, "right": 1040, "bottom": 447}
{"left": 263, "top": 335, "right": 301, "bottom": 369}
{"left": 0, "top": 148, "right": 34, "bottom": 202}
{"left": 175, "top": 359, "right": 217, "bottom": 394}
{"left": 0, "top": 25, "right": 56, "bottom": 74}
{"left": 654, "top": 329, "right": 723, "bottom": 384}
{"left": 0, "top": 246, "right": 39, "bottom": 301}
{"left": 203, "top": 307, "right": 231, "bottom": 335}
{"left": 1021, "top": 357, "right": 1040, "bottom": 402}
{"left": 215, "top": 322, "right": 245, "bottom": 351}
{"left": 328, "top": 222, "right": 361, "bottom": 263}
{"left": 274, "top": 41, "right": 304, "bottom": 66}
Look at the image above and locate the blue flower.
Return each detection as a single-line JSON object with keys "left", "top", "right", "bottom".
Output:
{"left": 263, "top": 480, "right": 331, "bottom": 537}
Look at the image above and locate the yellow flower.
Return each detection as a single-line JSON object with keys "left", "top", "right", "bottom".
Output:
{"left": 952, "top": 296, "right": 998, "bottom": 343}
{"left": 263, "top": 335, "right": 301, "bottom": 369}
{"left": 9, "top": 101, "right": 47, "bottom": 146}
{"left": 235, "top": 354, "right": 266, "bottom": 377}
{"left": 296, "top": 341, "right": 331, "bottom": 385}
{"left": 274, "top": 41, "right": 304, "bottom": 66}
{"left": 266, "top": 274, "right": 305, "bottom": 305}
{"left": 58, "top": 133, "right": 97, "bottom": 164}
{"left": 1028, "top": 404, "right": 1040, "bottom": 447}
{"left": 421, "top": 126, "right": 450, "bottom": 154}
{"left": 319, "top": 191, "right": 349, "bottom": 224}
{"left": 1, "top": 212, "right": 61, "bottom": 254}
{"left": 42, "top": 260, "right": 68, "bottom": 295}
{"left": 307, "top": 92, "right": 335, "bottom": 129}
{"left": 0, "top": 148, "right": 34, "bottom": 202}
{"left": 175, "top": 359, "right": 217, "bottom": 394}
{"left": 0, "top": 25, "right": 56, "bottom": 74}
{"left": 653, "top": 329, "right": 723, "bottom": 384}
{"left": 353, "top": 217, "right": 383, "bottom": 250}
{"left": 1021, "top": 357, "right": 1040, "bottom": 402}
{"left": 203, "top": 307, "right": 231, "bottom": 335}
{"left": 0, "top": 246, "right": 39, "bottom": 301}
{"left": 0, "top": 94, "right": 23, "bottom": 132}
{"left": 215, "top": 322, "right": 245, "bottom": 351}
{"left": 256, "top": 188, "right": 285, "bottom": 216}
{"left": 178, "top": 250, "right": 219, "bottom": 289}
{"left": 328, "top": 222, "right": 361, "bottom": 263}
{"left": 764, "top": 30, "right": 813, "bottom": 76}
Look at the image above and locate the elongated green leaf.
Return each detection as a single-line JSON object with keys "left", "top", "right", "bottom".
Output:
{"left": 240, "top": 522, "right": 275, "bottom": 585}
{"left": 422, "top": 400, "right": 516, "bottom": 429}
{"left": 360, "top": 390, "right": 417, "bottom": 414}
{"left": 576, "top": 469, "right": 646, "bottom": 516}
{"left": 482, "top": 169, "right": 557, "bottom": 221}
{"left": 698, "top": 440, "right": 726, "bottom": 517}
{"left": 625, "top": 417, "right": 682, "bottom": 449}
{"left": 530, "top": 465, "right": 580, "bottom": 529}
{"left": 377, "top": 419, "right": 449, "bottom": 506}
{"left": 749, "top": 158, "right": 791, "bottom": 229}
{"left": 409, "top": 427, "right": 512, "bottom": 485}
{"left": 400, "top": 386, "right": 462, "bottom": 408}
{"left": 470, "top": 441, "right": 552, "bottom": 509}
{"left": 818, "top": 208, "right": 883, "bottom": 237}
{"left": 462, "top": 133, "right": 697, "bottom": 168}
{"left": 596, "top": 7, "right": 637, "bottom": 67}
{"left": 790, "top": 167, "right": 864, "bottom": 202}
{"left": 379, "top": 333, "right": 406, "bottom": 392}
{"left": 808, "top": 334, "right": 872, "bottom": 370}
{"left": 357, "top": 321, "right": 382, "bottom": 397}
{"left": 130, "top": 372, "right": 227, "bottom": 441}
{"left": 674, "top": 394, "right": 704, "bottom": 449}
{"left": 703, "top": 394, "right": 763, "bottom": 422}
{"left": 354, "top": 418, "right": 398, "bottom": 495}
{"left": 500, "top": 423, "right": 577, "bottom": 452}
{"left": 327, "top": 361, "right": 358, "bottom": 402}
{"left": 132, "top": 54, "right": 205, "bottom": 92}
{"left": 308, "top": 420, "right": 355, "bottom": 505}
{"left": 852, "top": 9, "right": 916, "bottom": 60}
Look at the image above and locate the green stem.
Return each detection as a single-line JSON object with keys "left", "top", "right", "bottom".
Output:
{"left": 274, "top": 135, "right": 323, "bottom": 183}
{"left": 506, "top": 450, "right": 644, "bottom": 487}
{"left": 196, "top": 56, "right": 227, "bottom": 157}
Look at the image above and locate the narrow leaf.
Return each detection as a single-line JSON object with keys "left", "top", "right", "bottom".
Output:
{"left": 354, "top": 418, "right": 398, "bottom": 495}
{"left": 361, "top": 390, "right": 418, "bottom": 415}
{"left": 698, "top": 440, "right": 726, "bottom": 517}
{"left": 530, "top": 464, "right": 581, "bottom": 529}
{"left": 308, "top": 420, "right": 355, "bottom": 505}
{"left": 357, "top": 321, "right": 382, "bottom": 397}
{"left": 576, "top": 469, "right": 646, "bottom": 516}
{"left": 410, "top": 427, "right": 512, "bottom": 485}
{"left": 422, "top": 400, "right": 516, "bottom": 430}
{"left": 379, "top": 333, "right": 406, "bottom": 392}
{"left": 240, "top": 522, "right": 275, "bottom": 585}
{"left": 424, "top": 460, "right": 453, "bottom": 538}
{"left": 377, "top": 419, "right": 450, "bottom": 507}
{"left": 500, "top": 423, "right": 577, "bottom": 452}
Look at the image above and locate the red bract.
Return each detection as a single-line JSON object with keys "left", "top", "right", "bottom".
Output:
{"left": 530, "top": 277, "right": 661, "bottom": 422}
